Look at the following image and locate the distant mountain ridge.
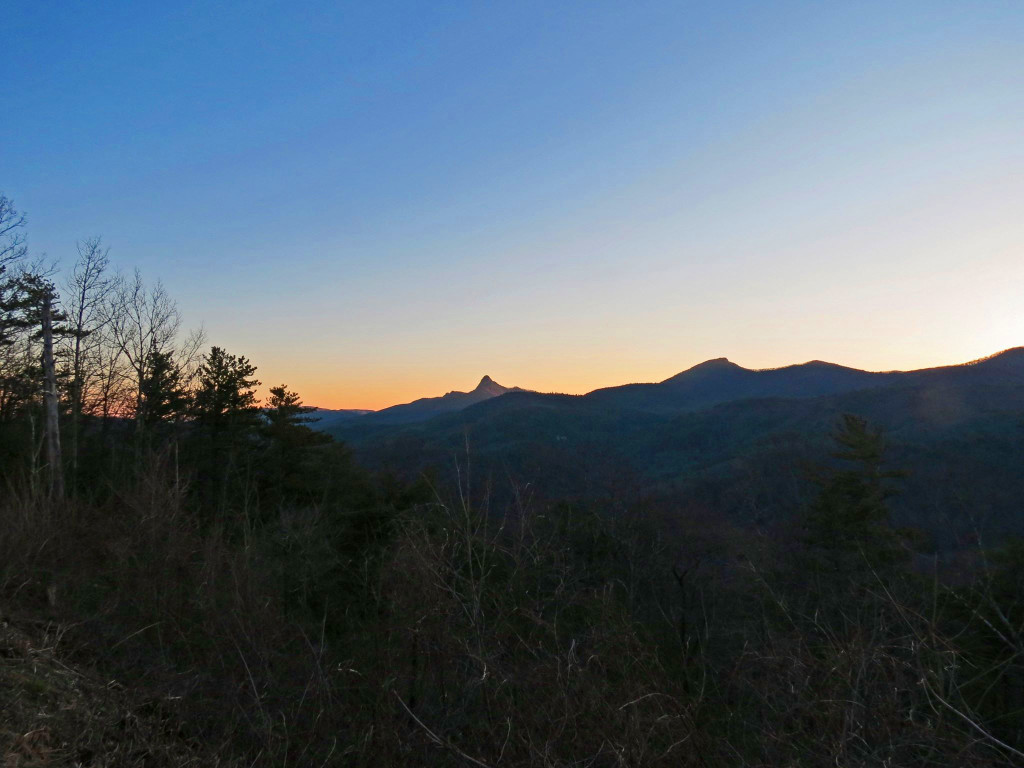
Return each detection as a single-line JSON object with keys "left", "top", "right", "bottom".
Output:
{"left": 324, "top": 346, "right": 1024, "bottom": 549}
{"left": 360, "top": 375, "right": 525, "bottom": 425}
{"left": 585, "top": 347, "right": 1024, "bottom": 413}
{"left": 316, "top": 348, "right": 1024, "bottom": 428}
{"left": 308, "top": 407, "right": 374, "bottom": 430}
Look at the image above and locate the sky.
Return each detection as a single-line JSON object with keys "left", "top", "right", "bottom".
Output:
{"left": 3, "top": 1, "right": 1023, "bottom": 409}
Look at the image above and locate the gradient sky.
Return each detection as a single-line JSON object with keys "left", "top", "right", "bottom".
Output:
{"left": 3, "top": 1, "right": 1023, "bottom": 409}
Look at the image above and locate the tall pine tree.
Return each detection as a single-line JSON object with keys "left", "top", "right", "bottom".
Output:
{"left": 191, "top": 346, "right": 261, "bottom": 508}
{"left": 803, "top": 414, "right": 910, "bottom": 584}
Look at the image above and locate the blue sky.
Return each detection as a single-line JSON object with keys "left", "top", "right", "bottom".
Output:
{"left": 3, "top": 1, "right": 1023, "bottom": 407}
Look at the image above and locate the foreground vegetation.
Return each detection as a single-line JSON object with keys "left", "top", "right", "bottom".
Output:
{"left": 2, "top": 193, "right": 1023, "bottom": 765}
{"left": 4, "top": 445, "right": 1024, "bottom": 766}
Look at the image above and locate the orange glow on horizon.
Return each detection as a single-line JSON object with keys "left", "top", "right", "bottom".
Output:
{"left": 256, "top": 339, "right": 1023, "bottom": 412}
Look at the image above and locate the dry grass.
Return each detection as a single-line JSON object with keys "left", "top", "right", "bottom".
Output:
{"left": 0, "top": 616, "right": 211, "bottom": 767}
{"left": 1, "top": 465, "right": 1021, "bottom": 766}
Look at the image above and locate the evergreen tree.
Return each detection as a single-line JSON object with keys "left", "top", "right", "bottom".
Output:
{"left": 265, "top": 384, "right": 318, "bottom": 437}
{"left": 192, "top": 346, "right": 260, "bottom": 441}
{"left": 139, "top": 345, "right": 188, "bottom": 427}
{"left": 802, "top": 414, "right": 910, "bottom": 581}
{"left": 190, "top": 346, "right": 261, "bottom": 508}
{"left": 261, "top": 384, "right": 330, "bottom": 505}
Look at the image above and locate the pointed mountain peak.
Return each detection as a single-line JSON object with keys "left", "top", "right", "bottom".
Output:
{"left": 473, "top": 375, "right": 508, "bottom": 394}
{"left": 366, "top": 374, "right": 523, "bottom": 424}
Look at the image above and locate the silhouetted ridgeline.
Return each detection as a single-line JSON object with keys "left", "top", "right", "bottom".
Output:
{"left": 328, "top": 348, "right": 1024, "bottom": 548}
{"left": 360, "top": 374, "right": 525, "bottom": 424}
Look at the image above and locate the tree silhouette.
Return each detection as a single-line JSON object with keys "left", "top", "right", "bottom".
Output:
{"left": 261, "top": 384, "right": 330, "bottom": 505}
{"left": 803, "top": 414, "right": 910, "bottom": 581}
{"left": 192, "top": 346, "right": 260, "bottom": 441}
{"left": 140, "top": 345, "right": 188, "bottom": 427}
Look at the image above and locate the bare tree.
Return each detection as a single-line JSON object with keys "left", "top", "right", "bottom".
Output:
{"left": 91, "top": 321, "right": 133, "bottom": 426}
{"left": 0, "top": 194, "right": 29, "bottom": 353}
{"left": 0, "top": 193, "right": 28, "bottom": 267}
{"left": 102, "top": 269, "right": 206, "bottom": 437}
{"left": 61, "top": 237, "right": 115, "bottom": 484}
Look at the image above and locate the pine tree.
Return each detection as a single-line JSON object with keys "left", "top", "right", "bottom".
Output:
{"left": 192, "top": 346, "right": 261, "bottom": 441}
{"left": 190, "top": 346, "right": 261, "bottom": 508}
{"left": 139, "top": 345, "right": 188, "bottom": 427}
{"left": 265, "top": 385, "right": 318, "bottom": 436}
{"left": 262, "top": 384, "right": 330, "bottom": 505}
{"left": 803, "top": 414, "right": 909, "bottom": 581}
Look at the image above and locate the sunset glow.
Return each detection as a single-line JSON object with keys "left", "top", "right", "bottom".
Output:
{"left": 4, "top": 1, "right": 1022, "bottom": 410}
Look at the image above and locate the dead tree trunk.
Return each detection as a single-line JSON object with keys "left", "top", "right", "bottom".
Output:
{"left": 41, "top": 293, "right": 64, "bottom": 499}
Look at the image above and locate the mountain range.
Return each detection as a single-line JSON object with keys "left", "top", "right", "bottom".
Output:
{"left": 321, "top": 348, "right": 1024, "bottom": 550}
{"left": 320, "top": 348, "right": 1024, "bottom": 423}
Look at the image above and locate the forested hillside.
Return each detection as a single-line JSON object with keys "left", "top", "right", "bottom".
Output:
{"left": 2, "top": 193, "right": 1023, "bottom": 765}
{"left": 330, "top": 351, "right": 1024, "bottom": 549}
